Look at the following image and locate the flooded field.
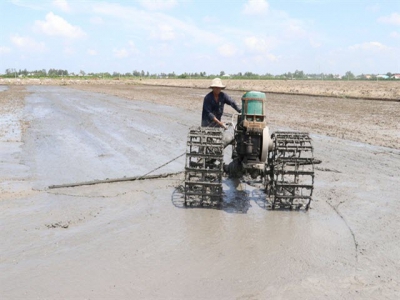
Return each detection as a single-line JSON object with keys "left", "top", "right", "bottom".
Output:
{"left": 0, "top": 84, "right": 399, "bottom": 299}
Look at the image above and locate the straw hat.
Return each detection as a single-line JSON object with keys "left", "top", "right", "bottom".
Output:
{"left": 209, "top": 78, "right": 225, "bottom": 89}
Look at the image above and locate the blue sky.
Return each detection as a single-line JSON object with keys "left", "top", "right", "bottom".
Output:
{"left": 0, "top": 0, "right": 399, "bottom": 75}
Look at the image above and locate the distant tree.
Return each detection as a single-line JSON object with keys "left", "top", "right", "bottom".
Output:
{"left": 5, "top": 68, "right": 16, "bottom": 75}
{"left": 17, "top": 69, "right": 26, "bottom": 76}
{"left": 49, "top": 68, "right": 66, "bottom": 76}
{"left": 344, "top": 71, "right": 355, "bottom": 80}
{"left": 293, "top": 70, "right": 305, "bottom": 79}
{"left": 27, "top": 69, "right": 46, "bottom": 77}
{"left": 244, "top": 71, "right": 257, "bottom": 77}
{"left": 284, "top": 72, "right": 293, "bottom": 79}
{"left": 220, "top": 70, "right": 225, "bottom": 77}
{"left": 79, "top": 70, "right": 86, "bottom": 76}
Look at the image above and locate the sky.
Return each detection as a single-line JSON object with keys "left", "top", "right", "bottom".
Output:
{"left": 0, "top": 0, "right": 399, "bottom": 76}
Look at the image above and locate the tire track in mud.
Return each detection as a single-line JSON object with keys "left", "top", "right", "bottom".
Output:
{"left": 326, "top": 196, "right": 359, "bottom": 264}
{"left": 316, "top": 165, "right": 358, "bottom": 260}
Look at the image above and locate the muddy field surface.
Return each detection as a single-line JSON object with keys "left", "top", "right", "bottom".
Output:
{"left": 70, "top": 83, "right": 400, "bottom": 149}
{"left": 0, "top": 84, "right": 399, "bottom": 299}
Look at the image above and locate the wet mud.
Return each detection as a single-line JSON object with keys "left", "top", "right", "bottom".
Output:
{"left": 0, "top": 85, "right": 399, "bottom": 299}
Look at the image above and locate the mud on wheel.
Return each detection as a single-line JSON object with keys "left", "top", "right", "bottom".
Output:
{"left": 184, "top": 127, "right": 224, "bottom": 207}
{"left": 266, "top": 131, "right": 315, "bottom": 210}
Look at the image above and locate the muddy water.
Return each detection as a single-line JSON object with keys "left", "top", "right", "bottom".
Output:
{"left": 21, "top": 86, "right": 190, "bottom": 189}
{"left": 0, "top": 86, "right": 399, "bottom": 299}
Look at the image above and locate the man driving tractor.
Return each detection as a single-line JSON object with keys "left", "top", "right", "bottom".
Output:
{"left": 201, "top": 78, "right": 241, "bottom": 129}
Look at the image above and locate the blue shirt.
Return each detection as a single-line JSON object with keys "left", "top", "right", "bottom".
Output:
{"left": 201, "top": 91, "right": 241, "bottom": 127}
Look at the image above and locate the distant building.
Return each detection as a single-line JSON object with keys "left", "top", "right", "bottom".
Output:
{"left": 391, "top": 74, "right": 400, "bottom": 79}
{"left": 376, "top": 74, "right": 389, "bottom": 79}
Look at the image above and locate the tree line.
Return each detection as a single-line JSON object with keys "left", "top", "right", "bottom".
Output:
{"left": 2, "top": 68, "right": 398, "bottom": 80}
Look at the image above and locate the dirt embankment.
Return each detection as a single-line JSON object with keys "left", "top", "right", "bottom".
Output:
{"left": 1, "top": 79, "right": 399, "bottom": 149}
{"left": 1, "top": 78, "right": 400, "bottom": 101}
{"left": 0, "top": 85, "right": 30, "bottom": 142}
{"left": 134, "top": 78, "right": 400, "bottom": 101}
{"left": 0, "top": 85, "right": 27, "bottom": 117}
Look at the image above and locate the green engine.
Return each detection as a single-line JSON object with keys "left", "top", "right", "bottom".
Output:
{"left": 228, "top": 91, "right": 272, "bottom": 178}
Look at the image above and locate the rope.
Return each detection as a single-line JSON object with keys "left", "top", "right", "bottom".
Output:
{"left": 48, "top": 152, "right": 186, "bottom": 189}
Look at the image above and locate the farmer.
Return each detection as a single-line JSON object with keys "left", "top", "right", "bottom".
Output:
{"left": 201, "top": 78, "right": 241, "bottom": 129}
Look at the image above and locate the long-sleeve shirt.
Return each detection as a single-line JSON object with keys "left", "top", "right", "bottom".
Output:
{"left": 201, "top": 91, "right": 241, "bottom": 127}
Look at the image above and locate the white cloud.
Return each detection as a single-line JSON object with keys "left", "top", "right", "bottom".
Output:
{"left": 309, "top": 37, "right": 321, "bottom": 48}
{"left": 244, "top": 36, "right": 276, "bottom": 53}
{"left": 242, "top": 5, "right": 316, "bottom": 49}
{"left": 265, "top": 53, "right": 278, "bottom": 62}
{"left": 218, "top": 44, "right": 237, "bottom": 57}
{"left": 92, "top": 2, "right": 220, "bottom": 45}
{"left": 113, "top": 48, "right": 129, "bottom": 58}
{"left": 149, "top": 43, "right": 173, "bottom": 57}
{"left": 113, "top": 41, "right": 139, "bottom": 58}
{"left": 128, "top": 41, "right": 139, "bottom": 52}
{"left": 245, "top": 36, "right": 263, "bottom": 52}
{"left": 366, "top": 4, "right": 380, "bottom": 13}
{"left": 87, "top": 49, "right": 97, "bottom": 55}
{"left": 202, "top": 16, "right": 213, "bottom": 23}
{"left": 34, "top": 12, "right": 86, "bottom": 39}
{"left": 243, "top": 36, "right": 279, "bottom": 63}
{"left": 90, "top": 16, "right": 104, "bottom": 25}
{"left": 349, "top": 42, "right": 391, "bottom": 52}
{"left": 284, "top": 20, "right": 308, "bottom": 38}
{"left": 252, "top": 54, "right": 278, "bottom": 63}
{"left": 10, "top": 0, "right": 43, "bottom": 10}
{"left": 52, "top": 0, "right": 71, "bottom": 12}
{"left": 64, "top": 47, "right": 75, "bottom": 55}
{"left": 390, "top": 31, "right": 400, "bottom": 39}
{"left": 150, "top": 24, "right": 176, "bottom": 41}
{"left": 139, "top": 0, "right": 177, "bottom": 11}
{"left": 0, "top": 46, "right": 11, "bottom": 54}
{"left": 326, "top": 43, "right": 397, "bottom": 75}
{"left": 378, "top": 13, "right": 400, "bottom": 26}
{"left": 10, "top": 34, "right": 46, "bottom": 52}
{"left": 243, "top": 0, "right": 269, "bottom": 15}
